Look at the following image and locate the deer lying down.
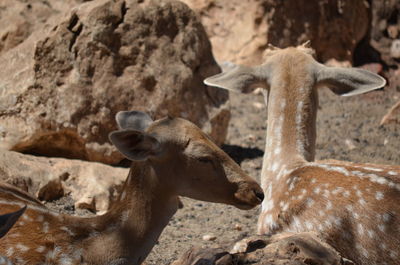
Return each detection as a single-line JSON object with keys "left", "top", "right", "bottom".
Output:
{"left": 0, "top": 206, "right": 25, "bottom": 265}
{"left": 0, "top": 111, "right": 264, "bottom": 265}
{"left": 204, "top": 44, "right": 400, "bottom": 265}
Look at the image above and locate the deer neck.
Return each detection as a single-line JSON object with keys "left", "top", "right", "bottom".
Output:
{"left": 260, "top": 81, "right": 317, "bottom": 191}
{"left": 87, "top": 161, "right": 179, "bottom": 264}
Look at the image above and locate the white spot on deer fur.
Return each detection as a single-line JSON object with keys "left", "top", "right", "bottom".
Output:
{"left": 59, "top": 256, "right": 74, "bottom": 265}
{"left": 381, "top": 243, "right": 387, "bottom": 250}
{"left": 388, "top": 171, "right": 398, "bottom": 176}
{"left": 390, "top": 251, "right": 398, "bottom": 258}
{"left": 343, "top": 190, "right": 350, "bottom": 197}
{"left": 6, "top": 247, "right": 14, "bottom": 256}
{"left": 292, "top": 217, "right": 302, "bottom": 231}
{"left": 376, "top": 191, "right": 384, "bottom": 200}
{"left": 18, "top": 221, "right": 25, "bottom": 225}
{"left": 357, "top": 224, "right": 364, "bottom": 235}
{"left": 324, "top": 219, "right": 332, "bottom": 228}
{"left": 353, "top": 212, "right": 360, "bottom": 220}
{"left": 16, "top": 243, "right": 29, "bottom": 252}
{"left": 383, "top": 213, "right": 391, "bottom": 222}
{"left": 345, "top": 205, "right": 353, "bottom": 211}
{"left": 323, "top": 189, "right": 330, "bottom": 198}
{"left": 311, "top": 178, "right": 316, "bottom": 184}
{"left": 313, "top": 187, "right": 321, "bottom": 194}
{"left": 318, "top": 210, "right": 325, "bottom": 216}
{"left": 289, "top": 182, "right": 296, "bottom": 191}
{"left": 305, "top": 221, "right": 313, "bottom": 230}
{"left": 43, "top": 221, "right": 49, "bottom": 233}
{"left": 36, "top": 246, "right": 46, "bottom": 253}
{"left": 356, "top": 190, "right": 362, "bottom": 197}
{"left": 22, "top": 214, "right": 32, "bottom": 222}
{"left": 378, "top": 224, "right": 385, "bottom": 232}
{"left": 331, "top": 216, "right": 342, "bottom": 226}
{"left": 306, "top": 198, "right": 314, "bottom": 207}
{"left": 332, "top": 187, "right": 342, "bottom": 195}
{"left": 367, "top": 230, "right": 375, "bottom": 239}
{"left": 359, "top": 198, "right": 366, "bottom": 206}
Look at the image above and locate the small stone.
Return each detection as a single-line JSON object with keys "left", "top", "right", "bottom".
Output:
{"left": 253, "top": 102, "right": 264, "bottom": 109}
{"left": 344, "top": 139, "right": 356, "bottom": 150}
{"left": 202, "top": 234, "right": 217, "bottom": 241}
{"left": 388, "top": 25, "right": 399, "bottom": 39}
{"left": 234, "top": 224, "right": 242, "bottom": 231}
{"left": 390, "top": 40, "right": 400, "bottom": 59}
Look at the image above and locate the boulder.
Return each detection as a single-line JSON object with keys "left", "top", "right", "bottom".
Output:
{"left": 172, "top": 232, "right": 354, "bottom": 265}
{"left": 182, "top": 0, "right": 370, "bottom": 65}
{"left": 0, "top": 150, "right": 128, "bottom": 214}
{"left": 0, "top": 0, "right": 87, "bottom": 57}
{"left": 0, "top": 0, "right": 229, "bottom": 164}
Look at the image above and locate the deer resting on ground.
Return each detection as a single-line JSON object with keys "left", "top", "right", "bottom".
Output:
{"left": 204, "top": 43, "right": 400, "bottom": 265}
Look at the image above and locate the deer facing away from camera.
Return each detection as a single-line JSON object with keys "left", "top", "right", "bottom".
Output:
{"left": 204, "top": 44, "right": 400, "bottom": 265}
{"left": 0, "top": 111, "right": 264, "bottom": 265}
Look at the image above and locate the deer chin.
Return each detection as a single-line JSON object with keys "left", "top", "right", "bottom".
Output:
{"left": 233, "top": 182, "right": 264, "bottom": 210}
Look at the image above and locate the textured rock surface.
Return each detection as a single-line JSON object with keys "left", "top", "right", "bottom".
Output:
{"left": 182, "top": 0, "right": 370, "bottom": 65}
{"left": 171, "top": 233, "right": 353, "bottom": 265}
{"left": 0, "top": 150, "right": 127, "bottom": 213}
{"left": 0, "top": 0, "right": 88, "bottom": 57}
{"left": 0, "top": 0, "right": 229, "bottom": 164}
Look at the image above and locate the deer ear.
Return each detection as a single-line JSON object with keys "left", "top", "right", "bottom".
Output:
{"left": 109, "top": 129, "right": 161, "bottom": 161}
{"left": 0, "top": 206, "right": 26, "bottom": 238}
{"left": 115, "top": 111, "right": 153, "bottom": 131}
{"left": 204, "top": 63, "right": 268, "bottom": 93}
{"left": 315, "top": 64, "right": 386, "bottom": 96}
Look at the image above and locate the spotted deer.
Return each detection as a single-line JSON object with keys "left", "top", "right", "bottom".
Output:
{"left": 204, "top": 44, "right": 400, "bottom": 265}
{"left": 0, "top": 206, "right": 26, "bottom": 265}
{"left": 0, "top": 111, "right": 264, "bottom": 265}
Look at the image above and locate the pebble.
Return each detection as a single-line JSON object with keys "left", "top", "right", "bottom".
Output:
{"left": 234, "top": 224, "right": 242, "bottom": 231}
{"left": 390, "top": 40, "right": 400, "bottom": 59}
{"left": 202, "top": 234, "right": 217, "bottom": 241}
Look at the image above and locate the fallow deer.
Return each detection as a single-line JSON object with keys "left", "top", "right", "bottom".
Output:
{"left": 0, "top": 206, "right": 26, "bottom": 265}
{"left": 204, "top": 44, "right": 400, "bottom": 265}
{"left": 0, "top": 111, "right": 264, "bottom": 265}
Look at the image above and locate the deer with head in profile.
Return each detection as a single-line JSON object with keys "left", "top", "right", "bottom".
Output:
{"left": 204, "top": 43, "right": 400, "bottom": 265}
{"left": 0, "top": 111, "right": 264, "bottom": 265}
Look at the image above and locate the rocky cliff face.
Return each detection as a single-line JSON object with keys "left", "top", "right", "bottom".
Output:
{"left": 182, "top": 0, "right": 370, "bottom": 65}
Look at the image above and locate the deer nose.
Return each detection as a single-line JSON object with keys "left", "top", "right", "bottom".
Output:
{"left": 254, "top": 190, "right": 264, "bottom": 202}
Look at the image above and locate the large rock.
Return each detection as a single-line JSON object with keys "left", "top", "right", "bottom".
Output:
{"left": 182, "top": 0, "right": 370, "bottom": 65}
{"left": 0, "top": 150, "right": 128, "bottom": 214}
{"left": 171, "top": 233, "right": 353, "bottom": 265}
{"left": 0, "top": 0, "right": 229, "bottom": 164}
{"left": 0, "top": 0, "right": 87, "bottom": 57}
